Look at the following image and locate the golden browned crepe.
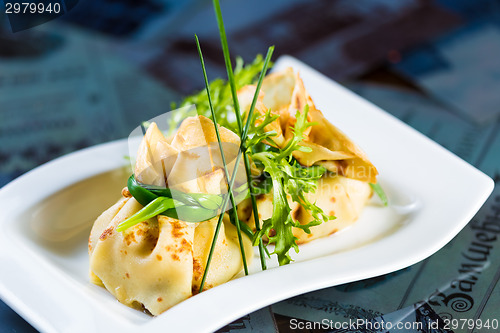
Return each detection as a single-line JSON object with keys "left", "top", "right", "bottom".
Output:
{"left": 259, "top": 67, "right": 378, "bottom": 183}
{"left": 89, "top": 116, "right": 252, "bottom": 315}
{"left": 241, "top": 175, "right": 371, "bottom": 244}
{"left": 238, "top": 68, "right": 376, "bottom": 243}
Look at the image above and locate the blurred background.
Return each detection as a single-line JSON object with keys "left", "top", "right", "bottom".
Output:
{"left": 1, "top": 0, "right": 500, "bottom": 332}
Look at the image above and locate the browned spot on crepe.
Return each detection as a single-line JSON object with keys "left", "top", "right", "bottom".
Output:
{"left": 193, "top": 258, "right": 203, "bottom": 281}
{"left": 124, "top": 232, "right": 136, "bottom": 245}
{"left": 99, "top": 227, "right": 113, "bottom": 240}
{"left": 121, "top": 187, "right": 132, "bottom": 198}
{"left": 328, "top": 229, "right": 339, "bottom": 236}
{"left": 171, "top": 222, "right": 185, "bottom": 238}
{"left": 179, "top": 238, "right": 192, "bottom": 253}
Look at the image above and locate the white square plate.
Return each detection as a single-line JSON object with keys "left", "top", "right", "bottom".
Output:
{"left": 0, "top": 56, "right": 493, "bottom": 333}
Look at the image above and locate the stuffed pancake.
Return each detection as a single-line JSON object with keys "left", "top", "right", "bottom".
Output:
{"left": 89, "top": 116, "right": 253, "bottom": 315}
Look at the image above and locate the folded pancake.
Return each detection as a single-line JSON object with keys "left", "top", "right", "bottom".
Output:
{"left": 293, "top": 175, "right": 372, "bottom": 243}
{"left": 89, "top": 196, "right": 252, "bottom": 315}
{"left": 169, "top": 115, "right": 247, "bottom": 196}
{"left": 89, "top": 116, "right": 253, "bottom": 315}
{"left": 237, "top": 85, "right": 285, "bottom": 148}
{"left": 259, "top": 67, "right": 378, "bottom": 183}
{"left": 134, "top": 122, "right": 178, "bottom": 187}
{"left": 293, "top": 107, "right": 378, "bottom": 183}
{"left": 261, "top": 67, "right": 312, "bottom": 134}
{"left": 243, "top": 175, "right": 371, "bottom": 244}
{"left": 239, "top": 68, "right": 376, "bottom": 243}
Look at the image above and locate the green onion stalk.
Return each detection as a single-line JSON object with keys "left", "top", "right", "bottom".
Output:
{"left": 211, "top": 0, "right": 272, "bottom": 276}
{"left": 195, "top": 34, "right": 249, "bottom": 276}
{"left": 196, "top": 0, "right": 274, "bottom": 290}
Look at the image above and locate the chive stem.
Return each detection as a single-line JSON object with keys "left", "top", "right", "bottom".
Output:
{"left": 198, "top": 144, "right": 244, "bottom": 292}
{"left": 213, "top": 0, "right": 243, "bottom": 136}
{"left": 370, "top": 182, "right": 388, "bottom": 206}
{"left": 240, "top": 47, "right": 274, "bottom": 270}
{"left": 195, "top": 35, "right": 249, "bottom": 277}
{"left": 213, "top": 0, "right": 274, "bottom": 272}
{"left": 198, "top": 0, "right": 274, "bottom": 292}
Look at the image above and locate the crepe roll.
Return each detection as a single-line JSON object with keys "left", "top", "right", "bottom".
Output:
{"left": 245, "top": 175, "right": 372, "bottom": 244}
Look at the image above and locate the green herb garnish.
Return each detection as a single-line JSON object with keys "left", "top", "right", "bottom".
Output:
{"left": 251, "top": 106, "right": 334, "bottom": 265}
{"left": 197, "top": 0, "right": 274, "bottom": 292}
{"left": 116, "top": 175, "right": 253, "bottom": 236}
{"left": 195, "top": 34, "right": 249, "bottom": 276}
{"left": 370, "top": 182, "right": 388, "bottom": 206}
{"left": 211, "top": 0, "right": 274, "bottom": 273}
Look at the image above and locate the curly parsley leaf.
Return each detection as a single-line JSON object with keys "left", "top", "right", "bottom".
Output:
{"left": 172, "top": 56, "right": 332, "bottom": 267}
{"left": 251, "top": 106, "right": 333, "bottom": 265}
